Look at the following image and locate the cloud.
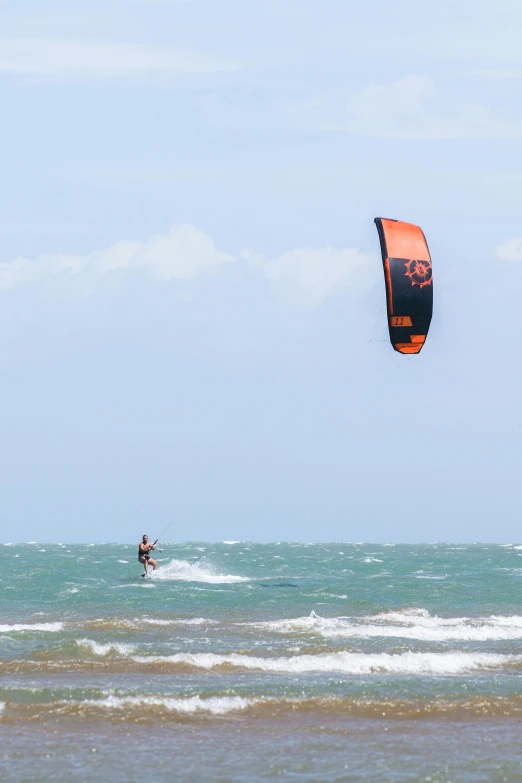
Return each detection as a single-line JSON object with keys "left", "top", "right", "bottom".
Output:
{"left": 0, "top": 38, "right": 238, "bottom": 78}
{"left": 0, "top": 225, "right": 378, "bottom": 307}
{"left": 497, "top": 238, "right": 522, "bottom": 262}
{"left": 243, "top": 246, "right": 379, "bottom": 308}
{"left": 0, "top": 225, "right": 235, "bottom": 291}
{"left": 293, "top": 75, "right": 522, "bottom": 140}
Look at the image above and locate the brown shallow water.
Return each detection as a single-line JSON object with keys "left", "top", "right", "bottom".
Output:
{"left": 6, "top": 695, "right": 522, "bottom": 723}
{"left": 2, "top": 714, "right": 522, "bottom": 783}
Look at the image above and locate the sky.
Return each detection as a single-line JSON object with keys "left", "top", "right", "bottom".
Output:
{"left": 1, "top": 0, "right": 522, "bottom": 543}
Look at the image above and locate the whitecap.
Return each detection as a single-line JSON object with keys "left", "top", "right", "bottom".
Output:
{"left": 112, "top": 584, "right": 155, "bottom": 589}
{"left": 0, "top": 622, "right": 63, "bottom": 633}
{"left": 86, "top": 695, "right": 254, "bottom": 715}
{"left": 139, "top": 617, "right": 216, "bottom": 627}
{"left": 130, "top": 650, "right": 517, "bottom": 676}
{"left": 245, "top": 609, "right": 522, "bottom": 642}
{"left": 76, "top": 639, "right": 136, "bottom": 657}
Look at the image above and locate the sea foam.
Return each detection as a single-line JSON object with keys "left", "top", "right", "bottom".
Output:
{"left": 139, "top": 617, "right": 216, "bottom": 626}
{"left": 151, "top": 558, "right": 248, "bottom": 584}
{"left": 86, "top": 694, "right": 254, "bottom": 715}
{"left": 0, "top": 622, "right": 63, "bottom": 633}
{"left": 76, "top": 639, "right": 137, "bottom": 656}
{"left": 128, "top": 650, "right": 517, "bottom": 675}
{"left": 248, "top": 610, "right": 522, "bottom": 642}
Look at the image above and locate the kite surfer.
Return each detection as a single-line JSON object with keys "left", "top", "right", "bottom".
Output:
{"left": 138, "top": 535, "right": 158, "bottom": 576}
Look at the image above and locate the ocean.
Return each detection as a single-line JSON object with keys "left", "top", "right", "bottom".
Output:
{"left": 2, "top": 541, "right": 522, "bottom": 782}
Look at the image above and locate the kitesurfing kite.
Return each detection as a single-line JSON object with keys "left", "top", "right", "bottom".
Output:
{"left": 374, "top": 218, "right": 433, "bottom": 354}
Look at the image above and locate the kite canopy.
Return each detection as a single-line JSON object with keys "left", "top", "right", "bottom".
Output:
{"left": 374, "top": 218, "right": 433, "bottom": 355}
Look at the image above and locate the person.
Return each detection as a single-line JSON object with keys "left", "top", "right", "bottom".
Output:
{"left": 138, "top": 535, "right": 158, "bottom": 576}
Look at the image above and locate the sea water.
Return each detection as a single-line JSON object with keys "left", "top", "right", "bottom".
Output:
{"left": 2, "top": 542, "right": 522, "bottom": 781}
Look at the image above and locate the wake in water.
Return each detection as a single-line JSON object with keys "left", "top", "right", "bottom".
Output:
{"left": 151, "top": 558, "right": 248, "bottom": 584}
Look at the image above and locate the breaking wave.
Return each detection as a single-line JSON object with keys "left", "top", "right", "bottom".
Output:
{"left": 84, "top": 694, "right": 255, "bottom": 715}
{"left": 248, "top": 609, "right": 522, "bottom": 642}
{"left": 139, "top": 617, "right": 216, "bottom": 627}
{"left": 127, "top": 650, "right": 517, "bottom": 675}
{"left": 8, "top": 694, "right": 522, "bottom": 723}
{"left": 76, "top": 639, "right": 137, "bottom": 657}
{"left": 0, "top": 622, "right": 63, "bottom": 633}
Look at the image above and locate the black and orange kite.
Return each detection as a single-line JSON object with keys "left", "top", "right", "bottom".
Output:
{"left": 374, "top": 218, "right": 433, "bottom": 355}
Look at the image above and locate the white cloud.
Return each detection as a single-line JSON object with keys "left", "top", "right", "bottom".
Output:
{"left": 293, "top": 75, "right": 522, "bottom": 140}
{"left": 0, "top": 225, "right": 235, "bottom": 291}
{"left": 0, "top": 38, "right": 238, "bottom": 78}
{"left": 497, "top": 238, "right": 522, "bottom": 262}
{"left": 244, "top": 246, "right": 379, "bottom": 308}
{"left": 0, "top": 225, "right": 378, "bottom": 306}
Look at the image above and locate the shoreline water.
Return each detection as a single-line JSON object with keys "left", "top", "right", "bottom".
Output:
{"left": 3, "top": 542, "right": 522, "bottom": 781}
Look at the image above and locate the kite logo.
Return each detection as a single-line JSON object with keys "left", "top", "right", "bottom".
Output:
{"left": 404, "top": 259, "right": 432, "bottom": 288}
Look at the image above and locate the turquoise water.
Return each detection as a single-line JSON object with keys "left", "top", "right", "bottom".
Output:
{"left": 2, "top": 542, "right": 522, "bottom": 781}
